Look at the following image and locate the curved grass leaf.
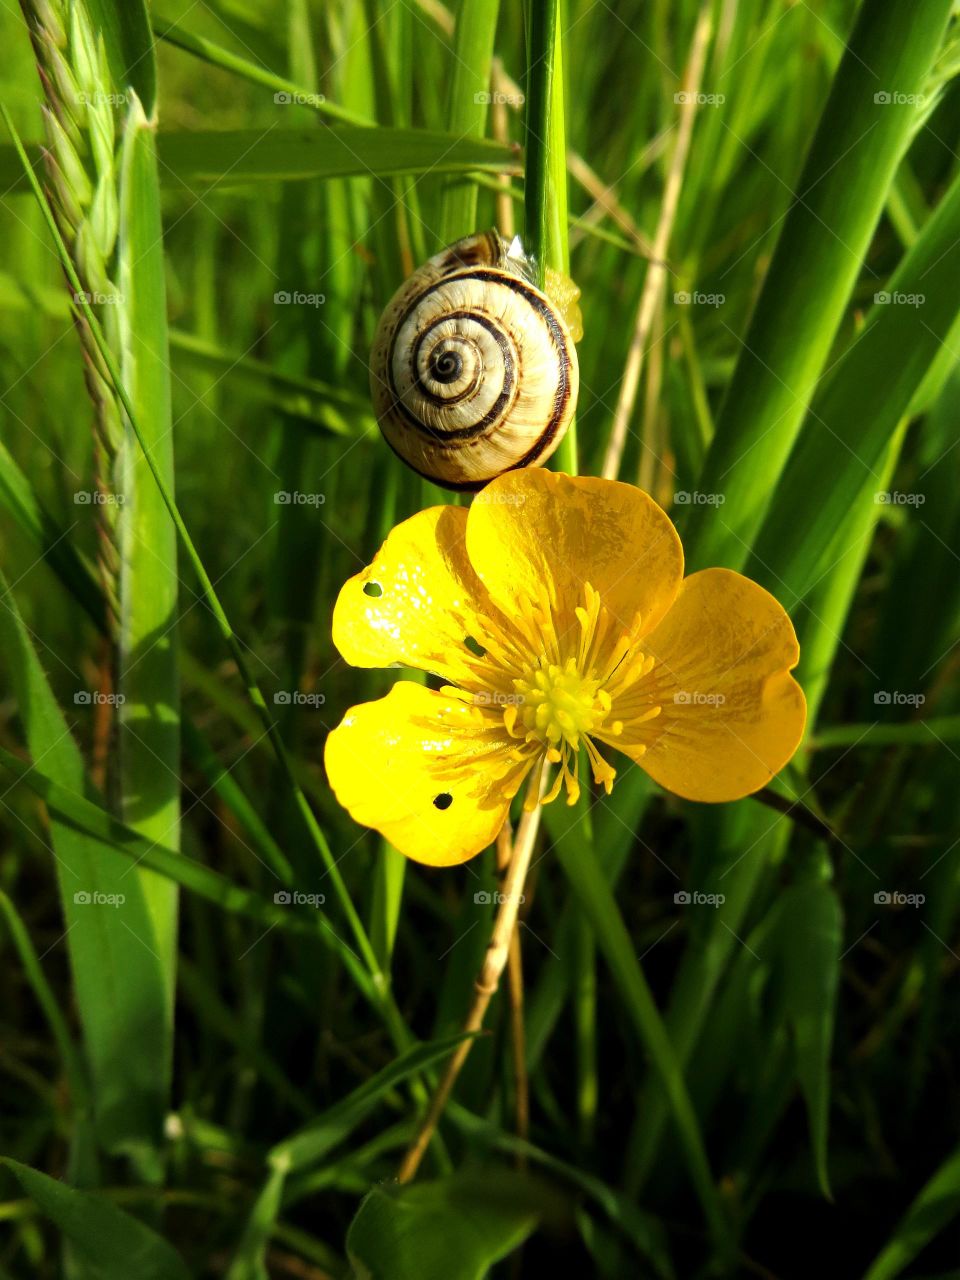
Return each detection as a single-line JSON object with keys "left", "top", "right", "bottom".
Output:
{"left": 346, "top": 1169, "right": 562, "bottom": 1280}
{"left": 0, "top": 1159, "right": 189, "bottom": 1280}
{"left": 156, "top": 128, "right": 520, "bottom": 186}
{"left": 862, "top": 1147, "right": 960, "bottom": 1280}
{"left": 0, "top": 741, "right": 377, "bottom": 1003}
{"left": 228, "top": 1032, "right": 476, "bottom": 1280}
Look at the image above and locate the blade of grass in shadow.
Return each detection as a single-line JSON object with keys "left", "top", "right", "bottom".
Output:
{"left": 862, "top": 1146, "right": 960, "bottom": 1280}
{"left": 0, "top": 890, "right": 92, "bottom": 1118}
{"left": 1, "top": 1159, "right": 190, "bottom": 1280}
{"left": 0, "top": 741, "right": 378, "bottom": 999}
{"left": 227, "top": 1032, "right": 476, "bottom": 1280}
{"left": 545, "top": 795, "right": 730, "bottom": 1254}
{"left": 0, "top": 437, "right": 104, "bottom": 627}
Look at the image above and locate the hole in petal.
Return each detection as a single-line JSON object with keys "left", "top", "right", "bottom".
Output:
{"left": 363, "top": 581, "right": 383, "bottom": 598}
{"left": 464, "top": 635, "right": 485, "bottom": 657}
{"left": 433, "top": 792, "right": 453, "bottom": 810}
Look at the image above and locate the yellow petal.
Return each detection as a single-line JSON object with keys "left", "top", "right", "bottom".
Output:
{"left": 324, "top": 682, "right": 528, "bottom": 866}
{"left": 332, "top": 505, "right": 494, "bottom": 685}
{"left": 612, "top": 568, "right": 806, "bottom": 802}
{"left": 466, "top": 470, "right": 683, "bottom": 640}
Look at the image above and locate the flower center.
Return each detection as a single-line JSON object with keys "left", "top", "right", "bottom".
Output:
{"left": 515, "top": 657, "right": 609, "bottom": 751}
{"left": 458, "top": 582, "right": 658, "bottom": 810}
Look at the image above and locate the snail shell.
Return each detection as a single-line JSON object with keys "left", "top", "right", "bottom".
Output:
{"left": 369, "top": 231, "right": 580, "bottom": 491}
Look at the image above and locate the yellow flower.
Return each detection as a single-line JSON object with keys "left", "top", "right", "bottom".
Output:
{"left": 325, "top": 470, "right": 805, "bottom": 866}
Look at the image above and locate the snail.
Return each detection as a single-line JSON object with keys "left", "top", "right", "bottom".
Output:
{"left": 369, "top": 231, "right": 581, "bottom": 491}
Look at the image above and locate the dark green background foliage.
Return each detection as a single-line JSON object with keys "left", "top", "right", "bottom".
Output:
{"left": 1, "top": 1, "right": 959, "bottom": 1277}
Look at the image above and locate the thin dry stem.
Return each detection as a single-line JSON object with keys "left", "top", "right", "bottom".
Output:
{"left": 602, "top": 3, "right": 712, "bottom": 481}
{"left": 397, "top": 774, "right": 544, "bottom": 1183}
{"left": 496, "top": 820, "right": 529, "bottom": 1163}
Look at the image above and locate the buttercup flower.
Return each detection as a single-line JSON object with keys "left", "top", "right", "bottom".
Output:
{"left": 325, "top": 470, "right": 805, "bottom": 866}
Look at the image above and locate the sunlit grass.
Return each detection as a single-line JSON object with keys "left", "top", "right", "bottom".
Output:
{"left": 0, "top": 0, "right": 959, "bottom": 1276}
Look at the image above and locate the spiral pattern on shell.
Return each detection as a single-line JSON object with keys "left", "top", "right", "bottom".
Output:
{"left": 370, "top": 232, "right": 579, "bottom": 491}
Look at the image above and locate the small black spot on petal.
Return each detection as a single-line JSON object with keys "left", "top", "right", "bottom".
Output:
{"left": 433, "top": 792, "right": 453, "bottom": 810}
{"left": 464, "top": 635, "right": 485, "bottom": 657}
{"left": 363, "top": 581, "right": 383, "bottom": 598}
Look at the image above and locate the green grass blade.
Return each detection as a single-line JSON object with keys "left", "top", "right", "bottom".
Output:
{"left": 0, "top": 891, "right": 90, "bottom": 1112}
{"left": 809, "top": 718, "right": 960, "bottom": 749}
{"left": 3, "top": 103, "right": 392, "bottom": 1019}
{"left": 747, "top": 167, "right": 960, "bottom": 600}
{"left": 115, "top": 89, "right": 180, "bottom": 1079}
{"left": 346, "top": 1169, "right": 555, "bottom": 1280}
{"left": 369, "top": 840, "right": 407, "bottom": 968}
{"left": 684, "top": 0, "right": 954, "bottom": 570}
{"left": 524, "top": 0, "right": 576, "bottom": 473}
{"left": 227, "top": 1032, "right": 476, "bottom": 1279}
{"left": 862, "top": 1147, "right": 960, "bottom": 1280}
{"left": 168, "top": 330, "right": 372, "bottom": 436}
{"left": 153, "top": 13, "right": 372, "bottom": 125}
{"left": 1, "top": 1159, "right": 190, "bottom": 1280}
{"left": 547, "top": 803, "right": 730, "bottom": 1254}
{"left": 156, "top": 127, "right": 520, "bottom": 186}
{"left": 0, "top": 741, "right": 376, "bottom": 999}
{"left": 0, "top": 570, "right": 169, "bottom": 1161}
{"left": 85, "top": 0, "right": 156, "bottom": 117}
{"left": 776, "top": 882, "right": 842, "bottom": 1197}
{"left": 0, "top": 436, "right": 104, "bottom": 627}
{"left": 436, "top": 0, "right": 501, "bottom": 245}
